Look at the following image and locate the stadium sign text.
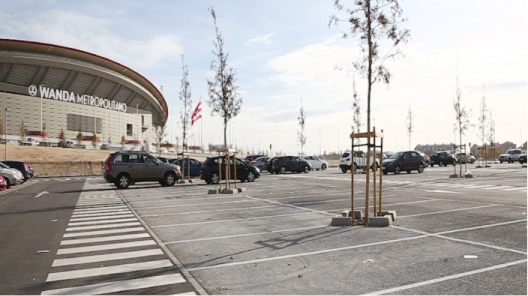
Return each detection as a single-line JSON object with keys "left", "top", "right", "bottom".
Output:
{"left": 28, "top": 85, "right": 127, "bottom": 113}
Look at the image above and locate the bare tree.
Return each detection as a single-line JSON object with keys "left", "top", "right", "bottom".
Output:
{"left": 352, "top": 77, "right": 361, "bottom": 145}
{"left": 330, "top": 0, "right": 410, "bottom": 134}
{"left": 488, "top": 111, "right": 495, "bottom": 161}
{"left": 155, "top": 125, "right": 167, "bottom": 155}
{"left": 453, "top": 85, "right": 471, "bottom": 176}
{"left": 207, "top": 7, "right": 242, "bottom": 150}
{"left": 405, "top": 107, "right": 414, "bottom": 150}
{"left": 298, "top": 98, "right": 306, "bottom": 156}
{"left": 59, "top": 128, "right": 66, "bottom": 141}
{"left": 179, "top": 55, "right": 192, "bottom": 152}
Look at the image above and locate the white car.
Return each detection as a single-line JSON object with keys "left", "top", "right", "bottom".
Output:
{"left": 0, "top": 164, "right": 24, "bottom": 187}
{"left": 302, "top": 156, "right": 329, "bottom": 170}
{"left": 339, "top": 151, "right": 379, "bottom": 173}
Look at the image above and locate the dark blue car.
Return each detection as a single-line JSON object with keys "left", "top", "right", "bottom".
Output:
{"left": 171, "top": 158, "right": 202, "bottom": 177}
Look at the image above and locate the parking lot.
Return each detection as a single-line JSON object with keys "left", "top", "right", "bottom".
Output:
{"left": 22, "top": 163, "right": 527, "bottom": 294}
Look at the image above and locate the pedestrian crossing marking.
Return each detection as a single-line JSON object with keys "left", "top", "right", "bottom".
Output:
{"left": 60, "top": 233, "right": 150, "bottom": 245}
{"left": 52, "top": 249, "right": 164, "bottom": 267}
{"left": 57, "top": 240, "right": 156, "bottom": 255}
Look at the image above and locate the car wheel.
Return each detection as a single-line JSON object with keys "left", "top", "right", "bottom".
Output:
{"left": 406, "top": 170, "right": 411, "bottom": 174}
{"left": 116, "top": 174, "right": 130, "bottom": 189}
{"left": 383, "top": 171, "right": 388, "bottom": 175}
{"left": 500, "top": 160, "right": 503, "bottom": 163}
{"left": 5, "top": 178, "right": 10, "bottom": 189}
{"left": 162, "top": 172, "right": 176, "bottom": 187}
{"left": 508, "top": 158, "right": 513, "bottom": 163}
{"left": 211, "top": 173, "right": 219, "bottom": 184}
{"left": 280, "top": 166, "right": 286, "bottom": 174}
{"left": 341, "top": 168, "right": 348, "bottom": 173}
{"left": 304, "top": 166, "right": 309, "bottom": 173}
{"left": 321, "top": 164, "right": 327, "bottom": 170}
{"left": 247, "top": 171, "right": 256, "bottom": 182}
{"left": 394, "top": 166, "right": 401, "bottom": 175}
{"left": 418, "top": 164, "right": 424, "bottom": 173}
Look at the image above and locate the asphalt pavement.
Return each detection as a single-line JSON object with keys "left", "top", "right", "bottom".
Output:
{"left": 1, "top": 163, "right": 526, "bottom": 295}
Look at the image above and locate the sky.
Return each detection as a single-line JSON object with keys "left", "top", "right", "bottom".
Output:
{"left": 1, "top": 0, "right": 526, "bottom": 155}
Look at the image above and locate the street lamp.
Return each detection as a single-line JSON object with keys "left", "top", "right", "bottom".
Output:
{"left": 4, "top": 107, "right": 8, "bottom": 161}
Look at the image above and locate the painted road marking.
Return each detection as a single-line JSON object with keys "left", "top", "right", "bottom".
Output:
{"left": 67, "top": 217, "right": 138, "bottom": 226}
{"left": 41, "top": 273, "right": 187, "bottom": 295}
{"left": 52, "top": 249, "right": 164, "bottom": 267}
{"left": 66, "top": 222, "right": 142, "bottom": 231}
{"left": 46, "top": 259, "right": 173, "bottom": 282}
{"left": 69, "top": 214, "right": 135, "bottom": 222}
{"left": 60, "top": 233, "right": 151, "bottom": 245}
{"left": 426, "top": 190, "right": 461, "bottom": 194}
{"left": 363, "top": 259, "right": 527, "bottom": 295}
{"left": 399, "top": 204, "right": 499, "bottom": 218}
{"left": 63, "top": 227, "right": 146, "bottom": 238}
{"left": 71, "top": 210, "right": 131, "bottom": 218}
{"left": 57, "top": 240, "right": 156, "bottom": 255}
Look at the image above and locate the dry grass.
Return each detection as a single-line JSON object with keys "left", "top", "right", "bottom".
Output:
{"left": 0, "top": 145, "right": 209, "bottom": 177}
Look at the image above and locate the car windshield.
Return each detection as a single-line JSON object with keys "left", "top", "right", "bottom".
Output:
{"left": 342, "top": 153, "right": 350, "bottom": 158}
{"left": 389, "top": 152, "right": 403, "bottom": 159}
{"left": 0, "top": 162, "right": 10, "bottom": 169}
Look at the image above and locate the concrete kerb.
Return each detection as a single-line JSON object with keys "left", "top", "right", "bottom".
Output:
{"left": 208, "top": 187, "right": 247, "bottom": 195}
{"left": 330, "top": 209, "right": 397, "bottom": 227}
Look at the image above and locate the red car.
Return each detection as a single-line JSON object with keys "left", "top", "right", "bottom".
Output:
{"left": 0, "top": 176, "right": 7, "bottom": 191}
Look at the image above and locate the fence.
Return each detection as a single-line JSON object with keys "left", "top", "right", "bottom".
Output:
{"left": 30, "top": 161, "right": 104, "bottom": 177}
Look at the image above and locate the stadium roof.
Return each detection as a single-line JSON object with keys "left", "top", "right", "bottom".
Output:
{"left": 0, "top": 39, "right": 168, "bottom": 126}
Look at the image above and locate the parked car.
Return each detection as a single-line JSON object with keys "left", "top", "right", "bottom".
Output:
{"left": 0, "top": 163, "right": 24, "bottom": 188}
{"left": 100, "top": 144, "right": 109, "bottom": 150}
{"left": 2, "top": 160, "right": 33, "bottom": 180}
{"left": 249, "top": 157, "right": 268, "bottom": 172}
{"left": 58, "top": 140, "right": 73, "bottom": 148}
{"left": 0, "top": 176, "right": 7, "bottom": 191}
{"left": 519, "top": 154, "right": 526, "bottom": 164}
{"left": 499, "top": 149, "right": 523, "bottom": 163}
{"left": 382, "top": 151, "right": 426, "bottom": 175}
{"left": 244, "top": 155, "right": 265, "bottom": 163}
{"left": 469, "top": 153, "right": 477, "bottom": 163}
{"left": 339, "top": 151, "right": 379, "bottom": 173}
{"left": 200, "top": 156, "right": 260, "bottom": 184}
{"left": 271, "top": 156, "right": 311, "bottom": 174}
{"left": 266, "top": 157, "right": 277, "bottom": 173}
{"left": 418, "top": 152, "right": 430, "bottom": 167}
{"left": 104, "top": 151, "right": 181, "bottom": 189}
{"left": 455, "top": 152, "right": 474, "bottom": 164}
{"left": 302, "top": 156, "right": 329, "bottom": 170}
{"left": 172, "top": 158, "right": 202, "bottom": 177}
{"left": 430, "top": 151, "right": 457, "bottom": 167}
{"left": 157, "top": 157, "right": 172, "bottom": 164}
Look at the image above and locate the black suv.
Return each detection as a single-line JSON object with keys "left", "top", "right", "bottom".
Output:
{"left": 271, "top": 156, "right": 311, "bottom": 174}
{"left": 104, "top": 151, "right": 181, "bottom": 189}
{"left": 382, "top": 151, "right": 426, "bottom": 174}
{"left": 430, "top": 151, "right": 457, "bottom": 167}
{"left": 200, "top": 156, "right": 260, "bottom": 184}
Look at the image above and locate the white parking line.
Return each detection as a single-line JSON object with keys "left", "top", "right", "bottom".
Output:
{"left": 52, "top": 248, "right": 164, "bottom": 266}
{"left": 399, "top": 204, "right": 499, "bottom": 218}
{"left": 46, "top": 259, "right": 173, "bottom": 282}
{"left": 185, "top": 219, "right": 527, "bottom": 272}
{"left": 57, "top": 240, "right": 157, "bottom": 255}
{"left": 41, "top": 273, "right": 186, "bottom": 295}
{"left": 164, "top": 225, "right": 329, "bottom": 244}
{"left": 71, "top": 210, "right": 131, "bottom": 218}
{"left": 363, "top": 259, "right": 527, "bottom": 295}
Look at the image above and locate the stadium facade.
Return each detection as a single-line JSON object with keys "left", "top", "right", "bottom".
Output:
{"left": 0, "top": 39, "right": 168, "bottom": 148}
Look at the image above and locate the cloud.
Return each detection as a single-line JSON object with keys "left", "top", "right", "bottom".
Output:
{"left": 245, "top": 33, "right": 275, "bottom": 46}
{"left": 0, "top": 9, "right": 182, "bottom": 70}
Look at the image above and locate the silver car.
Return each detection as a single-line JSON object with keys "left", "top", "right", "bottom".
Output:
{"left": 0, "top": 162, "right": 24, "bottom": 187}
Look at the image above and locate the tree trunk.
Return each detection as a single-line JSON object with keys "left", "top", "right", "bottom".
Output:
{"left": 224, "top": 119, "right": 227, "bottom": 150}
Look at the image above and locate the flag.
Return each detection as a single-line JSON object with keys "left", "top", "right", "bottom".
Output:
{"left": 191, "top": 101, "right": 202, "bottom": 125}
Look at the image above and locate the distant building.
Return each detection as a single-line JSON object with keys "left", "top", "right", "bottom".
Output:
{"left": 414, "top": 143, "right": 457, "bottom": 155}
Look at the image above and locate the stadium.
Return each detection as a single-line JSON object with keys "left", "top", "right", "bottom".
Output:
{"left": 0, "top": 39, "right": 168, "bottom": 148}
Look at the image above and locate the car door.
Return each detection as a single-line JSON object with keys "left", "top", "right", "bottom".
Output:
{"left": 401, "top": 152, "right": 411, "bottom": 171}
{"left": 142, "top": 154, "right": 165, "bottom": 180}
{"left": 410, "top": 152, "right": 420, "bottom": 169}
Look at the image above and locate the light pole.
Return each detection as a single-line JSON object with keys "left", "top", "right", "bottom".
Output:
{"left": 319, "top": 126, "right": 321, "bottom": 156}
{"left": 4, "top": 107, "right": 7, "bottom": 161}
